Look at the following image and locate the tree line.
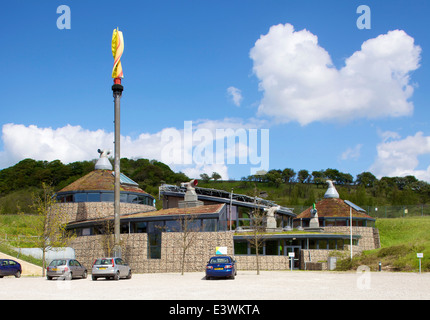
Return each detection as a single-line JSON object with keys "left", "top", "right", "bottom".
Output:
{"left": 240, "top": 168, "right": 430, "bottom": 205}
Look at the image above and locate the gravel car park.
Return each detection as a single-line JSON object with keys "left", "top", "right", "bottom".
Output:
{"left": 1, "top": 271, "right": 429, "bottom": 300}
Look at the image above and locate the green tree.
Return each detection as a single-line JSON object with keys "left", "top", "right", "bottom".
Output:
{"left": 297, "top": 169, "right": 310, "bottom": 183}
{"left": 200, "top": 173, "right": 211, "bottom": 183}
{"left": 211, "top": 172, "right": 222, "bottom": 181}
{"left": 31, "top": 183, "right": 75, "bottom": 277}
{"left": 356, "top": 172, "right": 377, "bottom": 188}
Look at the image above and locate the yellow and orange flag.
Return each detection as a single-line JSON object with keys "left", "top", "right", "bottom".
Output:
{"left": 112, "top": 28, "right": 124, "bottom": 79}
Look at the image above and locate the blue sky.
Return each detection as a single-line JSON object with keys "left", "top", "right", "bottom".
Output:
{"left": 1, "top": 0, "right": 430, "bottom": 181}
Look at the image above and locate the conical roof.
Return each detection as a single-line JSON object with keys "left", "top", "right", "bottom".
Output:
{"left": 58, "top": 150, "right": 148, "bottom": 195}
{"left": 296, "top": 179, "right": 373, "bottom": 220}
{"left": 58, "top": 169, "right": 148, "bottom": 194}
{"left": 296, "top": 197, "right": 373, "bottom": 219}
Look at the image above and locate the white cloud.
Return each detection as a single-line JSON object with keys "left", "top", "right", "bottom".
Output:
{"left": 250, "top": 24, "right": 421, "bottom": 125}
{"left": 370, "top": 131, "right": 430, "bottom": 182}
{"left": 0, "top": 120, "right": 268, "bottom": 180}
{"left": 341, "top": 144, "right": 362, "bottom": 161}
{"left": 227, "top": 86, "right": 243, "bottom": 107}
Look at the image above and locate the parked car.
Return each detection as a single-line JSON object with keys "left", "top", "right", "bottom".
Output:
{"left": 91, "top": 257, "right": 132, "bottom": 281}
{"left": 205, "top": 255, "right": 236, "bottom": 280}
{"left": 46, "top": 259, "right": 87, "bottom": 280}
{"left": 0, "top": 259, "right": 22, "bottom": 278}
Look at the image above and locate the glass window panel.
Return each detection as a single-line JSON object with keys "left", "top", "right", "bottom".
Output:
{"left": 165, "top": 220, "right": 181, "bottom": 232}
{"left": 74, "top": 193, "right": 86, "bottom": 202}
{"left": 202, "top": 219, "right": 216, "bottom": 232}
{"left": 87, "top": 193, "right": 100, "bottom": 202}
{"left": 186, "top": 219, "right": 201, "bottom": 232}
{"left": 234, "top": 241, "right": 248, "bottom": 255}
{"left": 101, "top": 192, "right": 114, "bottom": 202}
{"left": 120, "top": 193, "right": 127, "bottom": 203}
{"left": 265, "top": 240, "right": 279, "bottom": 255}
{"left": 309, "top": 239, "right": 317, "bottom": 249}
{"left": 128, "top": 194, "right": 138, "bottom": 203}
{"left": 250, "top": 245, "right": 263, "bottom": 255}
{"left": 135, "top": 222, "right": 147, "bottom": 233}
{"left": 318, "top": 240, "right": 328, "bottom": 249}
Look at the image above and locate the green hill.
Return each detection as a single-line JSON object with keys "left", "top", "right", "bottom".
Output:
{"left": 336, "top": 217, "right": 430, "bottom": 272}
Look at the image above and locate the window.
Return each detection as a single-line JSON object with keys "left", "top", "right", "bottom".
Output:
{"left": 186, "top": 219, "right": 201, "bottom": 232}
{"left": 234, "top": 241, "right": 248, "bottom": 255}
{"left": 101, "top": 192, "right": 114, "bottom": 202}
{"left": 325, "top": 219, "right": 336, "bottom": 227}
{"left": 250, "top": 245, "right": 263, "bottom": 255}
{"left": 209, "top": 257, "right": 231, "bottom": 264}
{"left": 87, "top": 193, "right": 100, "bottom": 202}
{"left": 135, "top": 222, "right": 147, "bottom": 233}
{"left": 265, "top": 240, "right": 279, "bottom": 255}
{"left": 148, "top": 221, "right": 163, "bottom": 259}
{"left": 120, "top": 194, "right": 127, "bottom": 203}
{"left": 202, "top": 219, "right": 216, "bottom": 232}
{"left": 165, "top": 220, "right": 181, "bottom": 232}
{"left": 148, "top": 233, "right": 161, "bottom": 259}
{"left": 74, "top": 193, "right": 86, "bottom": 202}
{"left": 318, "top": 240, "right": 328, "bottom": 250}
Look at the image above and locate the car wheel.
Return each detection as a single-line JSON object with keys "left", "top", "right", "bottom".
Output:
{"left": 82, "top": 270, "right": 87, "bottom": 279}
{"left": 230, "top": 274, "right": 235, "bottom": 280}
{"left": 15, "top": 271, "right": 21, "bottom": 278}
{"left": 47, "top": 276, "right": 52, "bottom": 280}
{"left": 65, "top": 272, "right": 73, "bottom": 280}
{"left": 126, "top": 270, "right": 132, "bottom": 279}
{"left": 205, "top": 275, "right": 211, "bottom": 280}
{"left": 114, "top": 271, "right": 120, "bottom": 281}
{"left": 92, "top": 275, "right": 97, "bottom": 281}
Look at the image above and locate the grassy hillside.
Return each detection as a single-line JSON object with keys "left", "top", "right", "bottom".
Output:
{"left": 336, "top": 217, "right": 430, "bottom": 272}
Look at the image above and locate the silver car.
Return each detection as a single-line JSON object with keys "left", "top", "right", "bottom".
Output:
{"left": 91, "top": 257, "right": 132, "bottom": 281}
{"left": 46, "top": 259, "right": 87, "bottom": 280}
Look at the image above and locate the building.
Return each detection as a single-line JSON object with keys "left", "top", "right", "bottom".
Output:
{"left": 62, "top": 153, "right": 380, "bottom": 272}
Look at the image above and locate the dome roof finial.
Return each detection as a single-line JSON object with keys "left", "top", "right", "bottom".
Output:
{"left": 324, "top": 180, "right": 339, "bottom": 199}
{"left": 95, "top": 149, "right": 113, "bottom": 170}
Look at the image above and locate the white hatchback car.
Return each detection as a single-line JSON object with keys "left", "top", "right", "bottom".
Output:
{"left": 91, "top": 257, "right": 132, "bottom": 281}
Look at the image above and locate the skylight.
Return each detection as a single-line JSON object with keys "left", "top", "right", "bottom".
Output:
{"left": 344, "top": 200, "right": 366, "bottom": 213}
{"left": 111, "top": 172, "right": 139, "bottom": 186}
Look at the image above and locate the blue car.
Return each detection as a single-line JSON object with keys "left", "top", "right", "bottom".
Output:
{"left": 0, "top": 259, "right": 22, "bottom": 278}
{"left": 205, "top": 255, "right": 236, "bottom": 280}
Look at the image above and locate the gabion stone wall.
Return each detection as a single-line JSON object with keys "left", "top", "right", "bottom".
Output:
{"left": 70, "top": 232, "right": 234, "bottom": 274}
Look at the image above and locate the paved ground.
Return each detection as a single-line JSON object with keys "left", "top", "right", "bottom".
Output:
{"left": 0, "top": 270, "right": 429, "bottom": 300}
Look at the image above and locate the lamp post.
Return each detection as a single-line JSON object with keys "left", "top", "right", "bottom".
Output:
{"left": 350, "top": 206, "right": 353, "bottom": 260}
{"left": 111, "top": 28, "right": 124, "bottom": 258}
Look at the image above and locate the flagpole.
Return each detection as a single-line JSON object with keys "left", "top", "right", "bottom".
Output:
{"left": 111, "top": 28, "right": 124, "bottom": 258}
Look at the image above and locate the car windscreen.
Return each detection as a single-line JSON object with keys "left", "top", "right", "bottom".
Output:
{"left": 94, "top": 259, "right": 113, "bottom": 265}
{"left": 49, "top": 260, "right": 67, "bottom": 266}
{"left": 209, "top": 257, "right": 230, "bottom": 264}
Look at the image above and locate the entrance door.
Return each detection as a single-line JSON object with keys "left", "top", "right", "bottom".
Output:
{"left": 286, "top": 246, "right": 301, "bottom": 269}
